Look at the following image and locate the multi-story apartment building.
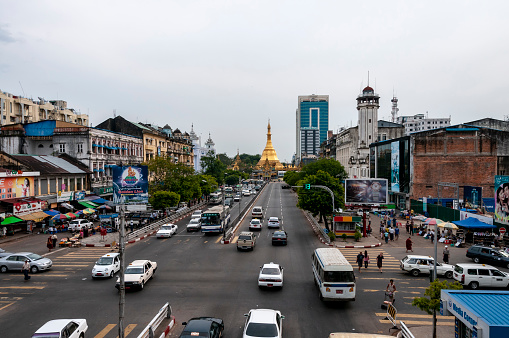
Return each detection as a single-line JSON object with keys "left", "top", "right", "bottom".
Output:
{"left": 396, "top": 113, "right": 451, "bottom": 135}
{"left": 0, "top": 90, "right": 89, "bottom": 126}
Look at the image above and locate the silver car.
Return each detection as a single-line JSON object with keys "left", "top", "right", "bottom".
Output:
{"left": 0, "top": 252, "right": 53, "bottom": 274}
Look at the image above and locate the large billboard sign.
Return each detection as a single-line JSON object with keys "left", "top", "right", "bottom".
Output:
{"left": 345, "top": 179, "right": 388, "bottom": 204}
{"left": 0, "top": 177, "right": 35, "bottom": 200}
{"left": 463, "top": 186, "right": 482, "bottom": 209}
{"left": 495, "top": 175, "right": 509, "bottom": 223}
{"left": 112, "top": 166, "right": 149, "bottom": 205}
{"left": 391, "top": 141, "right": 400, "bottom": 192}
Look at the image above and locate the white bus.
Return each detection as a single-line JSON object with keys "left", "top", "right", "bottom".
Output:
{"left": 312, "top": 248, "right": 356, "bottom": 301}
{"left": 210, "top": 192, "right": 222, "bottom": 205}
{"left": 201, "top": 205, "right": 230, "bottom": 233}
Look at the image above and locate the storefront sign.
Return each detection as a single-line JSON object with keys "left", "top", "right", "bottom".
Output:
{"left": 112, "top": 166, "right": 148, "bottom": 205}
{"left": 0, "top": 177, "right": 35, "bottom": 200}
{"left": 57, "top": 191, "right": 74, "bottom": 203}
{"left": 13, "top": 201, "right": 42, "bottom": 216}
{"left": 0, "top": 171, "right": 40, "bottom": 177}
{"left": 95, "top": 186, "right": 114, "bottom": 195}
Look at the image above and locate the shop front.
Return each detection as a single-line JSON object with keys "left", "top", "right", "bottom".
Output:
{"left": 441, "top": 290, "right": 509, "bottom": 337}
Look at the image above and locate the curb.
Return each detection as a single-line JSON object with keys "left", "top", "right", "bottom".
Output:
{"left": 81, "top": 228, "right": 158, "bottom": 247}
{"left": 318, "top": 236, "right": 382, "bottom": 248}
{"left": 159, "top": 316, "right": 176, "bottom": 338}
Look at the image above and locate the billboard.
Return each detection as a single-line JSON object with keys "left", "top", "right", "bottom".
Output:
{"left": 391, "top": 141, "right": 400, "bottom": 192}
{"left": 495, "top": 175, "right": 509, "bottom": 223}
{"left": 0, "top": 177, "right": 35, "bottom": 200}
{"left": 112, "top": 166, "right": 149, "bottom": 205}
{"left": 345, "top": 179, "right": 388, "bottom": 204}
{"left": 463, "top": 186, "right": 482, "bottom": 209}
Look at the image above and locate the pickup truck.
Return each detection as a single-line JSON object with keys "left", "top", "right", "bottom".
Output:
{"left": 115, "top": 259, "right": 157, "bottom": 291}
{"left": 68, "top": 219, "right": 93, "bottom": 231}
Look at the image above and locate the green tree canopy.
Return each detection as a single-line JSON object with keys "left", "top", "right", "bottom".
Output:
{"left": 200, "top": 153, "right": 227, "bottom": 184}
{"left": 301, "top": 158, "right": 349, "bottom": 181}
{"left": 283, "top": 171, "right": 304, "bottom": 187}
{"left": 296, "top": 170, "right": 344, "bottom": 230}
{"left": 149, "top": 190, "right": 180, "bottom": 210}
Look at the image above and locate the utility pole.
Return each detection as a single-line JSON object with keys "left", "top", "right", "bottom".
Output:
{"left": 118, "top": 180, "right": 126, "bottom": 338}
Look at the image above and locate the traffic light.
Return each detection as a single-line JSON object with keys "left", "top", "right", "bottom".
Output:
{"left": 304, "top": 184, "right": 311, "bottom": 190}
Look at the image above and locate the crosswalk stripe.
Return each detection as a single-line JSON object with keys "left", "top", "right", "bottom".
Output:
{"left": 232, "top": 236, "right": 239, "bottom": 243}
{"left": 0, "top": 302, "right": 15, "bottom": 311}
{"left": 94, "top": 324, "right": 116, "bottom": 338}
{"left": 215, "top": 236, "right": 222, "bottom": 243}
{"left": 0, "top": 286, "right": 45, "bottom": 289}
{"left": 122, "top": 324, "right": 137, "bottom": 337}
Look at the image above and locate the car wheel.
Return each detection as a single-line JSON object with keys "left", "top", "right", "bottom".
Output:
{"left": 445, "top": 271, "right": 453, "bottom": 279}
{"left": 80, "top": 333, "right": 84, "bottom": 338}
{"left": 110, "top": 271, "right": 114, "bottom": 278}
{"left": 473, "top": 257, "right": 480, "bottom": 263}
{"left": 0, "top": 265, "right": 7, "bottom": 273}
{"left": 506, "top": 262, "right": 509, "bottom": 269}
{"left": 140, "top": 281, "right": 144, "bottom": 290}
{"left": 470, "top": 281, "right": 479, "bottom": 290}
{"left": 30, "top": 266, "right": 39, "bottom": 274}
{"left": 411, "top": 269, "right": 420, "bottom": 277}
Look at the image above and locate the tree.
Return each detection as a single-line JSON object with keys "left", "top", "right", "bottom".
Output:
{"left": 301, "top": 158, "right": 349, "bottom": 181}
{"left": 149, "top": 191, "right": 180, "bottom": 210}
{"left": 412, "top": 279, "right": 463, "bottom": 338}
{"left": 201, "top": 154, "right": 227, "bottom": 184}
{"left": 216, "top": 153, "right": 232, "bottom": 167}
{"left": 296, "top": 170, "right": 344, "bottom": 231}
{"left": 283, "top": 171, "right": 304, "bottom": 187}
{"left": 197, "top": 174, "right": 218, "bottom": 196}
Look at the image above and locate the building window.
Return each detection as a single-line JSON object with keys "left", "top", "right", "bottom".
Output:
{"left": 77, "top": 143, "right": 83, "bottom": 153}
{"left": 59, "top": 143, "right": 66, "bottom": 153}
{"left": 38, "top": 144, "right": 44, "bottom": 148}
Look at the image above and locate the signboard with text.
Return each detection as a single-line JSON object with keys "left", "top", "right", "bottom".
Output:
{"left": 0, "top": 176, "right": 35, "bottom": 200}
{"left": 112, "top": 166, "right": 148, "bottom": 205}
{"left": 13, "top": 200, "right": 42, "bottom": 216}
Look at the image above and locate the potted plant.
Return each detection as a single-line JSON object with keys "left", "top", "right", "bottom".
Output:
{"left": 328, "top": 230, "right": 336, "bottom": 242}
{"left": 341, "top": 233, "right": 348, "bottom": 242}
{"left": 354, "top": 230, "right": 362, "bottom": 242}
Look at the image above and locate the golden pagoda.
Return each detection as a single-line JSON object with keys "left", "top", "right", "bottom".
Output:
{"left": 229, "top": 149, "right": 242, "bottom": 170}
{"left": 256, "top": 121, "right": 284, "bottom": 172}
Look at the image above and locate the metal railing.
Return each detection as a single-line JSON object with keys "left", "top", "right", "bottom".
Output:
{"left": 136, "top": 302, "right": 172, "bottom": 338}
{"left": 398, "top": 321, "right": 415, "bottom": 338}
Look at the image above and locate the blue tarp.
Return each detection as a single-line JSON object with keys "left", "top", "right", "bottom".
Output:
{"left": 452, "top": 217, "right": 496, "bottom": 229}
{"left": 89, "top": 197, "right": 108, "bottom": 204}
{"left": 24, "top": 120, "right": 57, "bottom": 137}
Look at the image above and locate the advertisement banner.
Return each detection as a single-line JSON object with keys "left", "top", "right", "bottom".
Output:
{"left": 345, "top": 179, "right": 389, "bottom": 204}
{"left": 459, "top": 211, "right": 493, "bottom": 225}
{"left": 74, "top": 191, "right": 86, "bottom": 200}
{"left": 494, "top": 175, "right": 509, "bottom": 223}
{"left": 463, "top": 186, "right": 482, "bottom": 209}
{"left": 0, "top": 177, "right": 35, "bottom": 200}
{"left": 13, "top": 200, "right": 42, "bottom": 216}
{"left": 391, "top": 141, "right": 400, "bottom": 192}
{"left": 57, "top": 191, "right": 74, "bottom": 203}
{"left": 112, "top": 166, "right": 148, "bottom": 205}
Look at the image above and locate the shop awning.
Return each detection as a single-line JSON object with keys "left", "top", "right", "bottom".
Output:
{"left": 1, "top": 216, "right": 23, "bottom": 225}
{"left": 90, "top": 198, "right": 107, "bottom": 204}
{"left": 78, "top": 201, "right": 97, "bottom": 209}
{"left": 17, "top": 211, "right": 50, "bottom": 221}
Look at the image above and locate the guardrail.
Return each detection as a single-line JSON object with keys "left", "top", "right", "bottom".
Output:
{"left": 304, "top": 210, "right": 331, "bottom": 244}
{"left": 398, "top": 321, "right": 415, "bottom": 338}
{"left": 136, "top": 302, "right": 173, "bottom": 338}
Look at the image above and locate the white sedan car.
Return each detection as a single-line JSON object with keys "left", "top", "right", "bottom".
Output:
{"left": 156, "top": 224, "right": 178, "bottom": 238}
{"left": 258, "top": 262, "right": 283, "bottom": 288}
{"left": 249, "top": 219, "right": 262, "bottom": 230}
{"left": 267, "top": 217, "right": 280, "bottom": 228}
{"left": 186, "top": 218, "right": 201, "bottom": 232}
{"left": 92, "top": 253, "right": 120, "bottom": 278}
{"left": 32, "top": 319, "right": 88, "bottom": 338}
{"left": 243, "top": 309, "right": 284, "bottom": 338}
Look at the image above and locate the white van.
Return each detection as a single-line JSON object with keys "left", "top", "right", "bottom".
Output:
{"left": 453, "top": 263, "right": 509, "bottom": 289}
{"left": 252, "top": 206, "right": 263, "bottom": 219}
{"left": 312, "top": 248, "right": 356, "bottom": 301}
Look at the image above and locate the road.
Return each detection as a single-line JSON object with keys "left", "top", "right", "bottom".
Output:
{"left": 0, "top": 182, "right": 498, "bottom": 337}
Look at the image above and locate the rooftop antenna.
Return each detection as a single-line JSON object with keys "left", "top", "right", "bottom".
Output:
{"left": 19, "top": 81, "right": 26, "bottom": 97}
{"left": 367, "top": 71, "right": 370, "bottom": 87}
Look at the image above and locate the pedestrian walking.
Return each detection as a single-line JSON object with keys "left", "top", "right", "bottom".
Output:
{"left": 363, "top": 250, "right": 369, "bottom": 269}
{"left": 395, "top": 227, "right": 400, "bottom": 240}
{"left": 46, "top": 236, "right": 53, "bottom": 252}
{"left": 22, "top": 259, "right": 31, "bottom": 280}
{"left": 389, "top": 227, "right": 395, "bottom": 241}
{"left": 377, "top": 252, "right": 384, "bottom": 273}
{"left": 443, "top": 246, "right": 450, "bottom": 264}
{"left": 430, "top": 229, "right": 435, "bottom": 243}
{"left": 51, "top": 233, "right": 57, "bottom": 249}
{"left": 130, "top": 220, "right": 134, "bottom": 232}
{"left": 1, "top": 226, "right": 6, "bottom": 238}
{"left": 410, "top": 219, "right": 414, "bottom": 235}
{"left": 380, "top": 223, "right": 384, "bottom": 238}
{"left": 384, "top": 231, "right": 389, "bottom": 244}
{"left": 406, "top": 236, "right": 413, "bottom": 253}
{"left": 405, "top": 220, "right": 410, "bottom": 234}
{"left": 100, "top": 226, "right": 107, "bottom": 241}
{"left": 356, "top": 251, "right": 364, "bottom": 273}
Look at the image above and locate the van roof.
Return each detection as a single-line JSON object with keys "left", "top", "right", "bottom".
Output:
{"left": 455, "top": 263, "right": 497, "bottom": 269}
{"left": 315, "top": 248, "right": 352, "bottom": 271}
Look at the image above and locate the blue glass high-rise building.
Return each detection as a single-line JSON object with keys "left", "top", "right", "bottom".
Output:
{"left": 296, "top": 94, "right": 329, "bottom": 164}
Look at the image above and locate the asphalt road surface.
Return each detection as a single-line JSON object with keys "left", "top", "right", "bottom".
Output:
{"left": 2, "top": 182, "right": 502, "bottom": 337}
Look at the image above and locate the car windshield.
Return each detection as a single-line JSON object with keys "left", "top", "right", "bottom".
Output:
{"left": 239, "top": 235, "right": 252, "bottom": 240}
{"left": 269, "top": 218, "right": 278, "bottom": 222}
{"left": 454, "top": 265, "right": 464, "bottom": 273}
{"left": 96, "top": 257, "right": 114, "bottom": 265}
{"left": 261, "top": 268, "right": 280, "bottom": 275}
{"left": 273, "top": 233, "right": 285, "bottom": 238}
{"left": 246, "top": 323, "right": 278, "bottom": 337}
{"left": 251, "top": 220, "right": 260, "bottom": 224}
{"left": 189, "top": 219, "right": 199, "bottom": 224}
{"left": 32, "top": 333, "right": 60, "bottom": 338}
{"left": 160, "top": 226, "right": 173, "bottom": 231}
{"left": 125, "top": 267, "right": 144, "bottom": 274}
{"left": 26, "top": 253, "right": 43, "bottom": 261}
{"left": 323, "top": 271, "right": 355, "bottom": 283}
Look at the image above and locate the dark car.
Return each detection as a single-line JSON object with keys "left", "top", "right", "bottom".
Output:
{"left": 272, "top": 230, "right": 288, "bottom": 246}
{"left": 180, "top": 317, "right": 224, "bottom": 338}
{"left": 281, "top": 184, "right": 290, "bottom": 189}
{"left": 466, "top": 245, "right": 509, "bottom": 269}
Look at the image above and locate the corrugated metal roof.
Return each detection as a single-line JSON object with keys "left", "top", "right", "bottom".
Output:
{"left": 455, "top": 292, "right": 509, "bottom": 326}
{"left": 132, "top": 122, "right": 152, "bottom": 132}
{"left": 10, "top": 155, "right": 87, "bottom": 174}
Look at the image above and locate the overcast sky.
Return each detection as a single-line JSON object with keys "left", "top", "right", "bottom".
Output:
{"left": 1, "top": 1, "right": 508, "bottom": 162}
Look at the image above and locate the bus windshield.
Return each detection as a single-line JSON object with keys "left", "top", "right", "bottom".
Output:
{"left": 324, "top": 271, "right": 355, "bottom": 283}
{"left": 202, "top": 214, "right": 220, "bottom": 225}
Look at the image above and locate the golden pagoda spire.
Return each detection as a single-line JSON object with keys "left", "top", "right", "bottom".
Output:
{"left": 256, "top": 120, "right": 283, "bottom": 170}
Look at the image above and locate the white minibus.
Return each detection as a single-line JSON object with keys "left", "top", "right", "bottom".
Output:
{"left": 312, "top": 248, "right": 356, "bottom": 301}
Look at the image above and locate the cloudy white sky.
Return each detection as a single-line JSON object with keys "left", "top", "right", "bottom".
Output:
{"left": 1, "top": 1, "right": 508, "bottom": 162}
